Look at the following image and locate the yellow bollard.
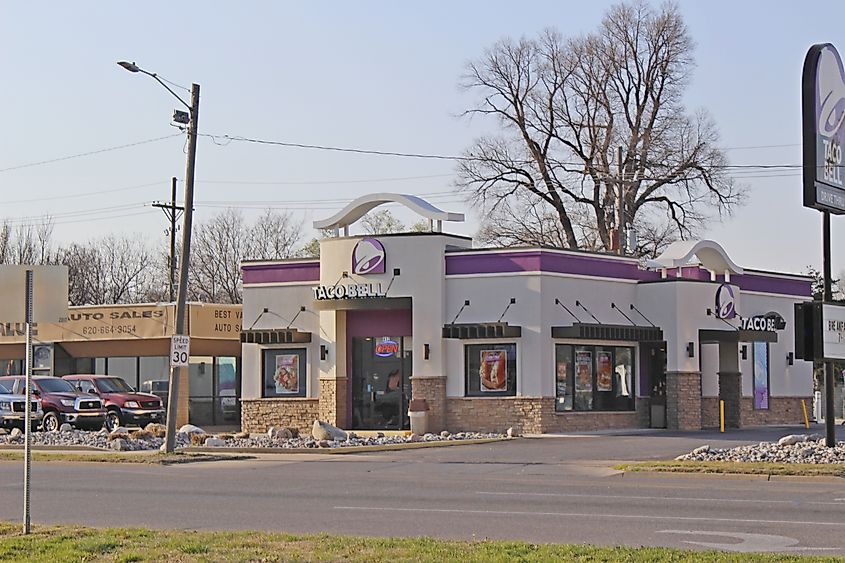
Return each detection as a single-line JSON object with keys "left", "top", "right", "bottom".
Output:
{"left": 801, "top": 399, "right": 810, "bottom": 429}
{"left": 720, "top": 400, "right": 725, "bottom": 433}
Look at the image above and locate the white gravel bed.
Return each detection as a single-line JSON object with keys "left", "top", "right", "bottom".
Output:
{"left": 0, "top": 428, "right": 504, "bottom": 452}
{"left": 676, "top": 434, "right": 845, "bottom": 465}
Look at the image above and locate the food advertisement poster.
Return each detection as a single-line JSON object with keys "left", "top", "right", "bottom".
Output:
{"left": 575, "top": 351, "right": 592, "bottom": 392}
{"left": 479, "top": 349, "right": 507, "bottom": 392}
{"left": 753, "top": 342, "right": 769, "bottom": 410}
{"left": 596, "top": 351, "right": 613, "bottom": 392}
{"left": 555, "top": 361, "right": 568, "bottom": 396}
{"left": 274, "top": 354, "right": 300, "bottom": 394}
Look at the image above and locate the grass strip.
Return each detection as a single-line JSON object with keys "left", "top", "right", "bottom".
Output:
{"left": 616, "top": 460, "right": 845, "bottom": 478}
{"left": 0, "top": 523, "right": 839, "bottom": 562}
{"left": 0, "top": 451, "right": 250, "bottom": 465}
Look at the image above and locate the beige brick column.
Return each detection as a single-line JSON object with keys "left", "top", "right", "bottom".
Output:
{"left": 665, "top": 371, "right": 701, "bottom": 431}
{"left": 319, "top": 377, "right": 348, "bottom": 428}
{"left": 410, "top": 375, "right": 446, "bottom": 432}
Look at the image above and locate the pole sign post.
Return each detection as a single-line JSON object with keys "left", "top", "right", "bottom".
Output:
{"left": 803, "top": 43, "right": 845, "bottom": 214}
{"left": 170, "top": 335, "right": 190, "bottom": 367}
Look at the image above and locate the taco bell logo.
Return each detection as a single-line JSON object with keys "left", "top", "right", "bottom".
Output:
{"left": 352, "top": 237, "right": 386, "bottom": 275}
{"left": 714, "top": 283, "right": 736, "bottom": 320}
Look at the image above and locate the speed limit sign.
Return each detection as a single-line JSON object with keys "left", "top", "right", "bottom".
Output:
{"left": 170, "top": 335, "right": 191, "bottom": 367}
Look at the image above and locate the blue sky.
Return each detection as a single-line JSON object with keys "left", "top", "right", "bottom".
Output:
{"left": 0, "top": 1, "right": 843, "bottom": 277}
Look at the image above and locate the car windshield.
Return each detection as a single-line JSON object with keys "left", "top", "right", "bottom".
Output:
{"left": 94, "top": 378, "right": 133, "bottom": 393}
{"left": 0, "top": 381, "right": 10, "bottom": 394}
{"left": 36, "top": 378, "right": 76, "bottom": 393}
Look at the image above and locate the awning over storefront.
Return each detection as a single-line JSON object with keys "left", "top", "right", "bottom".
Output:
{"left": 313, "top": 297, "right": 412, "bottom": 311}
{"left": 699, "top": 329, "right": 778, "bottom": 343}
{"left": 551, "top": 323, "right": 663, "bottom": 342}
{"left": 442, "top": 322, "right": 522, "bottom": 339}
{"left": 240, "top": 329, "right": 312, "bottom": 344}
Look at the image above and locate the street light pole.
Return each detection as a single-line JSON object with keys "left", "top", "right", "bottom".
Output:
{"left": 118, "top": 62, "right": 200, "bottom": 453}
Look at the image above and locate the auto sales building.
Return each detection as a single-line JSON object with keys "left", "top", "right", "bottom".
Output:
{"left": 0, "top": 302, "right": 242, "bottom": 428}
{"left": 239, "top": 194, "right": 813, "bottom": 435}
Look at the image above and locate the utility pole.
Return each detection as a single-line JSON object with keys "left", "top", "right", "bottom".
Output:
{"left": 164, "top": 82, "right": 200, "bottom": 453}
{"left": 152, "top": 177, "right": 184, "bottom": 302}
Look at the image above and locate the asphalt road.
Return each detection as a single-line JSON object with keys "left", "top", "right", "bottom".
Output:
{"left": 1, "top": 425, "right": 844, "bottom": 555}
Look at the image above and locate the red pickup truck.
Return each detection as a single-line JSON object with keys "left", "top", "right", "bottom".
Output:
{"left": 64, "top": 375, "right": 164, "bottom": 431}
{"left": 0, "top": 375, "right": 106, "bottom": 432}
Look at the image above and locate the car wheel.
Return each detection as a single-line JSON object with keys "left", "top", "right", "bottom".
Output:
{"left": 42, "top": 411, "right": 60, "bottom": 432}
{"left": 105, "top": 410, "right": 122, "bottom": 432}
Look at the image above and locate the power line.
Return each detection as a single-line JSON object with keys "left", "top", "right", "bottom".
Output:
{"left": 3, "top": 180, "right": 165, "bottom": 206}
{"left": 194, "top": 173, "right": 454, "bottom": 186}
{"left": 0, "top": 134, "right": 182, "bottom": 174}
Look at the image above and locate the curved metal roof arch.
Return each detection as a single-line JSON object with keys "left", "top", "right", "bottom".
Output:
{"left": 313, "top": 192, "right": 465, "bottom": 232}
{"left": 647, "top": 239, "right": 744, "bottom": 275}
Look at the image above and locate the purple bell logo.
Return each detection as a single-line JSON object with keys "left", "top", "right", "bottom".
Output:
{"left": 352, "top": 238, "right": 386, "bottom": 275}
{"left": 715, "top": 283, "right": 736, "bottom": 320}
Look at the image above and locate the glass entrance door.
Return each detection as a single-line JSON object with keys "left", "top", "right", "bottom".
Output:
{"left": 351, "top": 336, "right": 411, "bottom": 430}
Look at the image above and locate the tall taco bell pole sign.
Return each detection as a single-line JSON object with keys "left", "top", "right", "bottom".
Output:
{"left": 802, "top": 43, "right": 844, "bottom": 447}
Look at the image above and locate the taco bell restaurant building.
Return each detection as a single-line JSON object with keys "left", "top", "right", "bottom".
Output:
{"left": 239, "top": 194, "right": 813, "bottom": 435}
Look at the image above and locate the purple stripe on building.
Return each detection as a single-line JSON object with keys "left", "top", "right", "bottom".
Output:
{"left": 730, "top": 273, "right": 812, "bottom": 298}
{"left": 242, "top": 262, "right": 320, "bottom": 284}
{"left": 445, "top": 251, "right": 659, "bottom": 281}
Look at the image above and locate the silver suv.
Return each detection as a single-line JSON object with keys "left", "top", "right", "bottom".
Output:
{"left": 0, "top": 380, "right": 43, "bottom": 432}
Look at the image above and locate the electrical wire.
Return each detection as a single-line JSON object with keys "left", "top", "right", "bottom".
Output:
{"left": 0, "top": 134, "right": 183, "bottom": 174}
{"left": 3, "top": 181, "right": 166, "bottom": 206}
{"left": 194, "top": 173, "right": 454, "bottom": 186}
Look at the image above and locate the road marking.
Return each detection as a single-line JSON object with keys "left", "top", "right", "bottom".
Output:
{"left": 657, "top": 530, "right": 838, "bottom": 553}
{"left": 334, "top": 506, "right": 845, "bottom": 527}
{"left": 476, "top": 491, "right": 844, "bottom": 506}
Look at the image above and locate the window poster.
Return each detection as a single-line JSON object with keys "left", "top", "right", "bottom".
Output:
{"left": 556, "top": 361, "right": 569, "bottom": 397}
{"left": 479, "top": 349, "right": 508, "bottom": 392}
{"left": 753, "top": 342, "right": 769, "bottom": 410}
{"left": 274, "top": 354, "right": 300, "bottom": 394}
{"left": 596, "top": 351, "right": 613, "bottom": 392}
{"left": 575, "top": 350, "right": 593, "bottom": 392}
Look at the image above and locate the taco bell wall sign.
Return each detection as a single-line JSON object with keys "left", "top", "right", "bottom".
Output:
{"left": 715, "top": 283, "right": 737, "bottom": 320}
{"left": 803, "top": 43, "right": 845, "bottom": 214}
{"left": 352, "top": 238, "right": 386, "bottom": 275}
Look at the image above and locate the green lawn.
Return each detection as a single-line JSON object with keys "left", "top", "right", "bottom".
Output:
{"left": 616, "top": 460, "right": 845, "bottom": 478}
{"left": 0, "top": 523, "right": 839, "bottom": 562}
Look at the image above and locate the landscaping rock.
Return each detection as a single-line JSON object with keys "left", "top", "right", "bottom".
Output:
{"left": 692, "top": 445, "right": 710, "bottom": 455}
{"left": 284, "top": 427, "right": 300, "bottom": 438}
{"left": 777, "top": 434, "right": 806, "bottom": 446}
{"left": 440, "top": 430, "right": 451, "bottom": 438}
{"left": 10, "top": 428, "right": 22, "bottom": 438}
{"left": 112, "top": 426, "right": 129, "bottom": 434}
{"left": 506, "top": 427, "right": 518, "bottom": 438}
{"left": 111, "top": 438, "right": 127, "bottom": 451}
{"left": 311, "top": 420, "right": 347, "bottom": 441}
{"left": 178, "top": 424, "right": 205, "bottom": 435}
{"left": 318, "top": 440, "right": 330, "bottom": 448}
{"left": 204, "top": 437, "right": 226, "bottom": 447}
{"left": 234, "top": 431, "right": 250, "bottom": 439}
{"left": 677, "top": 434, "right": 845, "bottom": 465}
{"left": 59, "top": 423, "right": 73, "bottom": 433}
{"left": 408, "top": 433, "right": 422, "bottom": 443}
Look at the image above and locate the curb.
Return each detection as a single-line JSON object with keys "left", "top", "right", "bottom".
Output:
{"left": 0, "top": 444, "right": 107, "bottom": 452}
{"left": 619, "top": 469, "right": 844, "bottom": 482}
{"left": 183, "top": 437, "right": 511, "bottom": 455}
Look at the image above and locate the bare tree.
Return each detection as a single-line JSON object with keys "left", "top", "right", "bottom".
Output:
{"left": 0, "top": 221, "right": 10, "bottom": 264}
{"left": 361, "top": 209, "right": 404, "bottom": 235}
{"left": 190, "top": 208, "right": 302, "bottom": 304}
{"left": 459, "top": 2, "right": 743, "bottom": 256}
{"left": 58, "top": 235, "right": 153, "bottom": 305}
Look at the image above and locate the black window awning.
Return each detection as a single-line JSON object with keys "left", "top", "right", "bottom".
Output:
{"left": 240, "top": 329, "right": 312, "bottom": 344}
{"left": 699, "top": 329, "right": 778, "bottom": 344}
{"left": 442, "top": 322, "right": 522, "bottom": 340}
{"left": 551, "top": 323, "right": 663, "bottom": 342}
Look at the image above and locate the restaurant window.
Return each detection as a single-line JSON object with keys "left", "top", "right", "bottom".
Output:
{"left": 107, "top": 356, "right": 138, "bottom": 390}
{"left": 753, "top": 342, "right": 769, "bottom": 410}
{"left": 464, "top": 343, "right": 517, "bottom": 397}
{"left": 555, "top": 344, "right": 635, "bottom": 412}
{"left": 262, "top": 348, "right": 307, "bottom": 398}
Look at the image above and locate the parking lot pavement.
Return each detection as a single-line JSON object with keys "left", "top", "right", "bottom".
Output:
{"left": 0, "top": 425, "right": 843, "bottom": 554}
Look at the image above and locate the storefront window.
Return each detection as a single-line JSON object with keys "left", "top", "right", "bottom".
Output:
{"left": 216, "top": 357, "right": 239, "bottom": 424}
{"left": 107, "top": 357, "right": 138, "bottom": 390}
{"left": 555, "top": 344, "right": 636, "bottom": 412}
{"left": 464, "top": 343, "right": 517, "bottom": 397}
{"left": 262, "top": 348, "right": 307, "bottom": 398}
{"left": 753, "top": 342, "right": 769, "bottom": 410}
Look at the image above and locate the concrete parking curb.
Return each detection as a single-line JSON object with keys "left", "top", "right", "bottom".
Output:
{"left": 619, "top": 469, "right": 844, "bottom": 482}
{"left": 0, "top": 444, "right": 106, "bottom": 452}
{"left": 183, "top": 437, "right": 511, "bottom": 455}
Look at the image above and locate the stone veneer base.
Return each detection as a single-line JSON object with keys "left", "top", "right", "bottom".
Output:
{"left": 241, "top": 398, "right": 319, "bottom": 435}
{"left": 701, "top": 396, "right": 812, "bottom": 428}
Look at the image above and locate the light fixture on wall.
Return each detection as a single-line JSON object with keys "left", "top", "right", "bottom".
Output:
{"left": 320, "top": 345, "right": 329, "bottom": 361}
{"left": 787, "top": 352, "right": 794, "bottom": 366}
{"left": 424, "top": 343, "right": 430, "bottom": 360}
{"left": 740, "top": 345, "right": 748, "bottom": 361}
{"left": 686, "top": 342, "right": 695, "bottom": 358}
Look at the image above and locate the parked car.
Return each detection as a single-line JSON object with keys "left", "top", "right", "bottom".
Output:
{"left": 140, "top": 379, "right": 169, "bottom": 410}
{"left": 64, "top": 375, "right": 164, "bottom": 431}
{"left": 0, "top": 380, "right": 43, "bottom": 431}
{"left": 0, "top": 376, "right": 106, "bottom": 432}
